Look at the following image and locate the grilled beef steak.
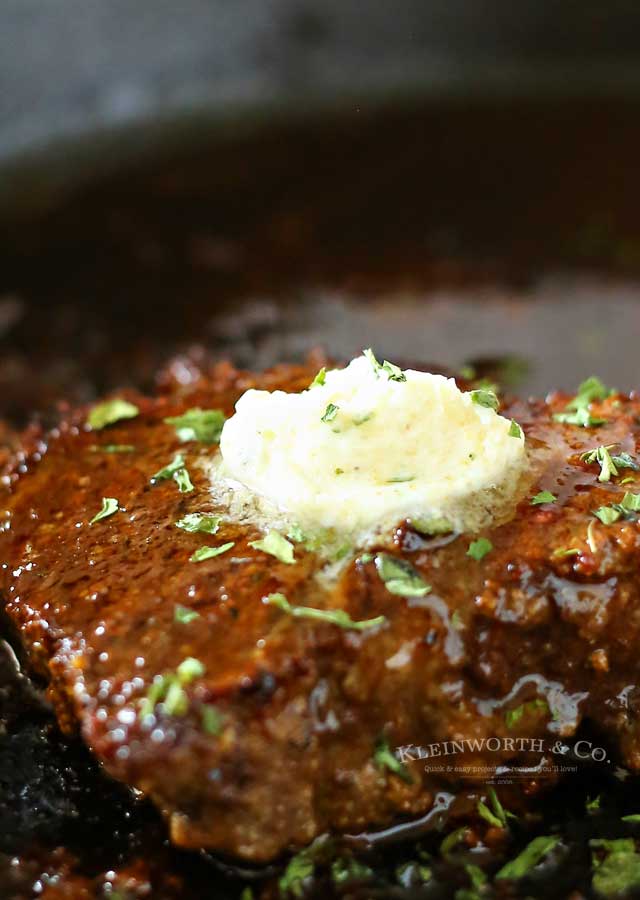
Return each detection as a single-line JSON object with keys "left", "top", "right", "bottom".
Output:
{"left": 1, "top": 361, "right": 640, "bottom": 862}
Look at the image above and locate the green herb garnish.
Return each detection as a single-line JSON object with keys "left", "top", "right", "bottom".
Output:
{"left": 153, "top": 452, "right": 185, "bottom": 480}
{"left": 496, "top": 835, "right": 560, "bottom": 880}
{"left": 264, "top": 592, "right": 386, "bottom": 631}
{"left": 87, "top": 398, "right": 139, "bottom": 430}
{"left": 467, "top": 538, "right": 493, "bottom": 561}
{"left": 91, "top": 444, "right": 136, "bottom": 453}
{"left": 509, "top": 419, "right": 524, "bottom": 439}
{"left": 363, "top": 348, "right": 407, "bottom": 382}
{"left": 591, "top": 837, "right": 640, "bottom": 898}
{"left": 554, "top": 376, "right": 612, "bottom": 427}
{"left": 89, "top": 497, "right": 119, "bottom": 524}
{"left": 387, "top": 474, "right": 415, "bottom": 483}
{"left": 174, "top": 467, "right": 194, "bottom": 493}
{"left": 374, "top": 737, "right": 413, "bottom": 783}
{"left": 440, "top": 827, "right": 470, "bottom": 856}
{"left": 505, "top": 698, "right": 549, "bottom": 729}
{"left": 321, "top": 403, "right": 339, "bottom": 423}
{"left": 164, "top": 408, "right": 225, "bottom": 444}
{"left": 332, "top": 858, "right": 375, "bottom": 886}
{"left": 175, "top": 513, "right": 220, "bottom": 534}
{"left": 279, "top": 846, "right": 316, "bottom": 898}
{"left": 190, "top": 542, "right": 234, "bottom": 562}
{"left": 411, "top": 516, "right": 453, "bottom": 536}
{"left": 374, "top": 553, "right": 431, "bottom": 597}
{"left": 531, "top": 490, "right": 557, "bottom": 505}
{"left": 309, "top": 367, "right": 326, "bottom": 388}
{"left": 477, "top": 787, "right": 516, "bottom": 829}
{"left": 592, "top": 492, "right": 640, "bottom": 525}
{"left": 249, "top": 530, "right": 295, "bottom": 564}
{"left": 174, "top": 605, "right": 200, "bottom": 624}
{"left": 470, "top": 389, "right": 499, "bottom": 411}
{"left": 139, "top": 657, "right": 205, "bottom": 719}
{"left": 580, "top": 445, "right": 636, "bottom": 482}
{"left": 552, "top": 547, "right": 580, "bottom": 558}
{"left": 152, "top": 453, "right": 194, "bottom": 492}
{"left": 201, "top": 705, "right": 224, "bottom": 735}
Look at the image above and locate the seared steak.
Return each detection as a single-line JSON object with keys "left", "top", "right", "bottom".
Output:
{"left": 2, "top": 362, "right": 640, "bottom": 861}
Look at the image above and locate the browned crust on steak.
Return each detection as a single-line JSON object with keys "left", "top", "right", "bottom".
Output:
{"left": 2, "top": 361, "right": 640, "bottom": 860}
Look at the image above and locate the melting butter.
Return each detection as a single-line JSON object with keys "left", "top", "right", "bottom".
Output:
{"left": 218, "top": 354, "right": 526, "bottom": 539}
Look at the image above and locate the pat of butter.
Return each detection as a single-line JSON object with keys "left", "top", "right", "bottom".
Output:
{"left": 219, "top": 354, "right": 526, "bottom": 537}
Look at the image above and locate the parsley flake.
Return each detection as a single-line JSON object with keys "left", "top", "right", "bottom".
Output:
{"left": 477, "top": 787, "right": 516, "bottom": 829}
{"left": 594, "top": 506, "right": 622, "bottom": 525}
{"left": 91, "top": 444, "right": 136, "bottom": 453}
{"left": 164, "top": 408, "right": 225, "bottom": 444}
{"left": 89, "top": 497, "right": 119, "bottom": 524}
{"left": 201, "top": 705, "right": 224, "bottom": 735}
{"left": 152, "top": 453, "right": 194, "bottom": 492}
{"left": 374, "top": 553, "right": 431, "bottom": 597}
{"left": 531, "top": 490, "right": 557, "bottom": 505}
{"left": 190, "top": 542, "right": 234, "bottom": 562}
{"left": 509, "top": 419, "right": 524, "bottom": 439}
{"left": 321, "top": 403, "right": 339, "bottom": 423}
{"left": 374, "top": 737, "right": 413, "bottom": 783}
{"left": 470, "top": 389, "right": 499, "bottom": 411}
{"left": 175, "top": 513, "right": 220, "bottom": 534}
{"left": 554, "top": 376, "right": 612, "bottom": 427}
{"left": 411, "top": 516, "right": 453, "bottom": 536}
{"left": 363, "top": 348, "right": 407, "bottom": 382}
{"left": 174, "top": 605, "right": 200, "bottom": 624}
{"left": 496, "top": 835, "right": 560, "bottom": 880}
{"left": 249, "top": 530, "right": 295, "bottom": 564}
{"left": 505, "top": 698, "right": 549, "bottom": 729}
{"left": 579, "top": 445, "right": 636, "bottom": 482}
{"left": 87, "top": 398, "right": 139, "bottom": 430}
{"left": 309, "top": 367, "right": 326, "bottom": 388}
{"left": 139, "top": 657, "right": 205, "bottom": 719}
{"left": 467, "top": 537, "right": 493, "bottom": 561}
{"left": 264, "top": 592, "right": 386, "bottom": 631}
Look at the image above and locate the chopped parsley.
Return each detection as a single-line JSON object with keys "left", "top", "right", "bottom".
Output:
{"left": 201, "top": 705, "right": 224, "bottom": 736}
{"left": 593, "top": 492, "right": 640, "bottom": 525}
{"left": 374, "top": 553, "right": 431, "bottom": 597}
{"left": 152, "top": 453, "right": 194, "bottom": 493}
{"left": 470, "top": 389, "right": 499, "bottom": 411}
{"left": 387, "top": 474, "right": 415, "bottom": 483}
{"left": 496, "top": 835, "right": 560, "bottom": 880}
{"left": 467, "top": 537, "right": 493, "bottom": 561}
{"left": 411, "top": 516, "right": 453, "bottom": 536}
{"left": 332, "top": 857, "right": 375, "bottom": 886}
{"left": 552, "top": 547, "right": 580, "bottom": 558}
{"left": 91, "top": 444, "right": 136, "bottom": 453}
{"left": 477, "top": 787, "right": 516, "bottom": 829}
{"left": 278, "top": 846, "right": 316, "bottom": 898}
{"left": 164, "top": 408, "right": 225, "bottom": 444}
{"left": 139, "top": 657, "right": 205, "bottom": 720}
{"left": 190, "top": 542, "right": 234, "bottom": 562}
{"left": 152, "top": 452, "right": 185, "bottom": 480}
{"left": 580, "top": 445, "right": 637, "bottom": 482}
{"left": 554, "top": 375, "right": 612, "bottom": 427}
{"left": 249, "top": 530, "right": 295, "bottom": 564}
{"left": 363, "top": 348, "right": 407, "bottom": 382}
{"left": 174, "top": 467, "right": 194, "bottom": 493}
{"left": 591, "top": 837, "right": 640, "bottom": 897}
{"left": 174, "top": 605, "right": 200, "bottom": 624}
{"left": 505, "top": 698, "right": 549, "bottom": 729}
{"left": 175, "top": 513, "right": 220, "bottom": 534}
{"left": 374, "top": 737, "right": 413, "bottom": 783}
{"left": 321, "top": 403, "right": 339, "bottom": 423}
{"left": 264, "top": 592, "right": 386, "bottom": 631}
{"left": 87, "top": 398, "right": 139, "bottom": 430}
{"left": 509, "top": 419, "right": 524, "bottom": 439}
{"left": 623, "top": 814, "right": 640, "bottom": 823}
{"left": 89, "top": 497, "right": 119, "bottom": 524}
{"left": 531, "top": 490, "right": 557, "bottom": 505}
{"left": 309, "top": 367, "right": 326, "bottom": 388}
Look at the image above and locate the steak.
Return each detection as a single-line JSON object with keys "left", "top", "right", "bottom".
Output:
{"left": 2, "top": 361, "right": 640, "bottom": 862}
